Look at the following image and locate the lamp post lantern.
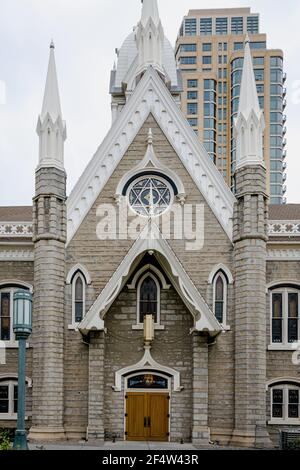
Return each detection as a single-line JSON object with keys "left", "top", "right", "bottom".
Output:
{"left": 12, "top": 290, "right": 32, "bottom": 450}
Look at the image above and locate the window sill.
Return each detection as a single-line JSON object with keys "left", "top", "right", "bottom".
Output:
{"left": 221, "top": 324, "right": 231, "bottom": 331}
{"left": 268, "top": 344, "right": 298, "bottom": 351}
{"left": 0, "top": 414, "right": 29, "bottom": 421}
{"left": 68, "top": 324, "right": 80, "bottom": 331}
{"left": 132, "top": 324, "right": 165, "bottom": 331}
{"left": 2, "top": 342, "right": 30, "bottom": 349}
{"left": 268, "top": 419, "right": 300, "bottom": 426}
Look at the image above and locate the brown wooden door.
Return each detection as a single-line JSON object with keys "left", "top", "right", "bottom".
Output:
{"left": 148, "top": 393, "right": 169, "bottom": 441}
{"left": 126, "top": 393, "right": 169, "bottom": 441}
{"left": 126, "top": 393, "right": 147, "bottom": 441}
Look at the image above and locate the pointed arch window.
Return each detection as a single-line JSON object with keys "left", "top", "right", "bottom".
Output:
{"left": 138, "top": 273, "right": 160, "bottom": 325}
{"left": 213, "top": 272, "right": 228, "bottom": 325}
{"left": 72, "top": 272, "right": 86, "bottom": 325}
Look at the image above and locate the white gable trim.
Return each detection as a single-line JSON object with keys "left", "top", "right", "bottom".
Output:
{"left": 208, "top": 263, "right": 234, "bottom": 285}
{"left": 115, "top": 128, "right": 186, "bottom": 201}
{"left": 78, "top": 223, "right": 223, "bottom": 336}
{"left": 66, "top": 263, "right": 92, "bottom": 285}
{"left": 113, "top": 346, "right": 182, "bottom": 392}
{"left": 66, "top": 68, "right": 235, "bottom": 246}
{"left": 127, "top": 264, "right": 171, "bottom": 290}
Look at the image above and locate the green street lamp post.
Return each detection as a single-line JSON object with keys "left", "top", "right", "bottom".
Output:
{"left": 12, "top": 291, "right": 32, "bottom": 451}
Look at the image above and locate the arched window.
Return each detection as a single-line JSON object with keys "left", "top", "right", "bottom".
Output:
{"left": 270, "top": 383, "right": 300, "bottom": 424}
{"left": 138, "top": 274, "right": 160, "bottom": 325}
{"left": 213, "top": 272, "right": 227, "bottom": 325}
{"left": 0, "top": 285, "right": 30, "bottom": 342}
{"left": 72, "top": 272, "right": 86, "bottom": 325}
{"left": 270, "top": 287, "right": 299, "bottom": 346}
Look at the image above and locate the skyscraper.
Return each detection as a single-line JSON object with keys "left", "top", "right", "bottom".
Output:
{"left": 176, "top": 8, "right": 287, "bottom": 204}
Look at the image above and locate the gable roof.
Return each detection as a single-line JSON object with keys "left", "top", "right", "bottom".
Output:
{"left": 269, "top": 204, "right": 300, "bottom": 221}
{"left": 66, "top": 67, "right": 235, "bottom": 246}
{"left": 78, "top": 222, "right": 223, "bottom": 337}
{"left": 0, "top": 206, "right": 32, "bottom": 222}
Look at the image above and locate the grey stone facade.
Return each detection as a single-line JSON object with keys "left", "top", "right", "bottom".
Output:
{"left": 0, "top": 116, "right": 300, "bottom": 448}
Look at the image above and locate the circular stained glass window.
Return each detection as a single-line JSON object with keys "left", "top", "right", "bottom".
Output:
{"left": 128, "top": 176, "right": 172, "bottom": 217}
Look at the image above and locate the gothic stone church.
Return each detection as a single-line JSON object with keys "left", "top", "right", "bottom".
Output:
{"left": 0, "top": 0, "right": 300, "bottom": 448}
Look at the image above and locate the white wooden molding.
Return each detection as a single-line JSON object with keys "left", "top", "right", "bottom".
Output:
{"left": 207, "top": 263, "right": 234, "bottom": 285}
{"left": 66, "top": 263, "right": 92, "bottom": 285}
{"left": 127, "top": 263, "right": 170, "bottom": 290}
{"left": 113, "top": 346, "right": 182, "bottom": 392}
{"left": 66, "top": 68, "right": 235, "bottom": 246}
{"left": 78, "top": 222, "right": 223, "bottom": 336}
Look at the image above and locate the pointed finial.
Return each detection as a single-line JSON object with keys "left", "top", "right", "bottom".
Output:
{"left": 141, "top": 0, "right": 160, "bottom": 27}
{"left": 50, "top": 39, "right": 55, "bottom": 49}
{"left": 41, "top": 41, "right": 62, "bottom": 122}
{"left": 147, "top": 128, "right": 153, "bottom": 146}
{"left": 244, "top": 32, "right": 250, "bottom": 45}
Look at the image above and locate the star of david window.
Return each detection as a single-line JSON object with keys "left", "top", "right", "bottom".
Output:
{"left": 128, "top": 176, "right": 172, "bottom": 217}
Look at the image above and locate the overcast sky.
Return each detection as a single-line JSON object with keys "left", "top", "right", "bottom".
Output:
{"left": 0, "top": 0, "right": 299, "bottom": 206}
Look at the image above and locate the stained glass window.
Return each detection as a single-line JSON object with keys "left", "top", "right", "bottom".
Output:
{"left": 74, "top": 275, "right": 84, "bottom": 323}
{"left": 0, "top": 293, "right": 10, "bottom": 341}
{"left": 13, "top": 385, "right": 18, "bottom": 414}
{"left": 0, "top": 386, "right": 9, "bottom": 414}
{"left": 129, "top": 177, "right": 172, "bottom": 217}
{"left": 213, "top": 272, "right": 227, "bottom": 324}
{"left": 271, "top": 386, "right": 300, "bottom": 422}
{"left": 288, "top": 293, "right": 298, "bottom": 343}
{"left": 272, "top": 389, "right": 283, "bottom": 418}
{"left": 289, "top": 389, "right": 299, "bottom": 418}
{"left": 271, "top": 289, "right": 299, "bottom": 345}
{"left": 272, "top": 293, "right": 283, "bottom": 343}
{"left": 140, "top": 277, "right": 158, "bottom": 323}
{"left": 128, "top": 374, "right": 168, "bottom": 389}
{"left": 215, "top": 276, "right": 224, "bottom": 323}
{"left": 0, "top": 382, "right": 18, "bottom": 415}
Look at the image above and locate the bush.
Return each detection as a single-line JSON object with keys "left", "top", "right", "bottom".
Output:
{"left": 0, "top": 429, "right": 12, "bottom": 451}
{"left": 287, "top": 438, "right": 300, "bottom": 450}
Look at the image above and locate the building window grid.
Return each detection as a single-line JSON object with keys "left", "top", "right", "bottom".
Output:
{"left": 200, "top": 18, "right": 212, "bottom": 36}
{"left": 247, "top": 15, "right": 259, "bottom": 34}
{"left": 269, "top": 56, "right": 284, "bottom": 199}
{"left": 184, "top": 18, "right": 197, "bottom": 36}
{"left": 216, "top": 17, "right": 228, "bottom": 35}
{"left": 180, "top": 44, "right": 197, "bottom": 52}
{"left": 187, "top": 79, "right": 198, "bottom": 88}
{"left": 180, "top": 56, "right": 197, "bottom": 65}
{"left": 203, "top": 79, "right": 217, "bottom": 163}
{"left": 187, "top": 102, "right": 198, "bottom": 115}
{"left": 231, "top": 17, "right": 244, "bottom": 35}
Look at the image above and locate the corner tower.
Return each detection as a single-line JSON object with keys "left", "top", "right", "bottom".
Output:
{"left": 231, "top": 35, "right": 271, "bottom": 448}
{"left": 29, "top": 42, "right": 67, "bottom": 441}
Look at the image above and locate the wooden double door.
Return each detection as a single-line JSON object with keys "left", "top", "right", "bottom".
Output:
{"left": 125, "top": 392, "right": 169, "bottom": 441}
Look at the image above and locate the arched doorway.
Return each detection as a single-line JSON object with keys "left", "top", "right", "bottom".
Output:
{"left": 125, "top": 372, "right": 170, "bottom": 442}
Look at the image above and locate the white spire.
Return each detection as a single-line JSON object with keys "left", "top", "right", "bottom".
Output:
{"left": 238, "top": 33, "right": 260, "bottom": 119}
{"left": 41, "top": 41, "right": 62, "bottom": 122}
{"left": 136, "top": 0, "right": 164, "bottom": 76}
{"left": 141, "top": 0, "right": 160, "bottom": 27}
{"left": 37, "top": 42, "right": 66, "bottom": 171}
{"left": 234, "top": 34, "right": 265, "bottom": 170}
